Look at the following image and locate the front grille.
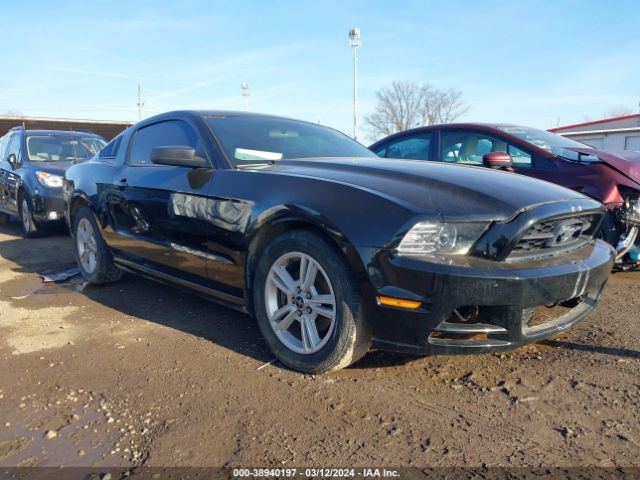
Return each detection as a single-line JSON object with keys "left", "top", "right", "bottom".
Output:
{"left": 624, "top": 199, "right": 640, "bottom": 226}
{"left": 510, "top": 214, "right": 598, "bottom": 259}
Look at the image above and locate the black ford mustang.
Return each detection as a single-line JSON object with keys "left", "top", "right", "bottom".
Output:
{"left": 63, "top": 111, "right": 614, "bottom": 373}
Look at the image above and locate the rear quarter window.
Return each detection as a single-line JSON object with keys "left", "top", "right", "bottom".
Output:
{"left": 99, "top": 135, "right": 123, "bottom": 159}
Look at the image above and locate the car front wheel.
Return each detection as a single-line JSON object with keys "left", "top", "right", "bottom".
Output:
{"left": 19, "top": 194, "right": 47, "bottom": 238}
{"left": 73, "top": 207, "right": 122, "bottom": 284}
{"left": 254, "top": 230, "right": 371, "bottom": 373}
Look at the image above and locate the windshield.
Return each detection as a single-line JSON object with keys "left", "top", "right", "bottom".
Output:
{"left": 205, "top": 115, "right": 373, "bottom": 168}
{"left": 495, "top": 125, "right": 600, "bottom": 162}
{"left": 26, "top": 135, "right": 106, "bottom": 162}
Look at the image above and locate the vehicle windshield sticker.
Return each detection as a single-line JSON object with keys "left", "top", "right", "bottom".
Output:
{"left": 234, "top": 148, "right": 283, "bottom": 161}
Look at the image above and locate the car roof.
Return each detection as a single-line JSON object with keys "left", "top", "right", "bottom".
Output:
{"left": 18, "top": 129, "right": 104, "bottom": 137}
{"left": 369, "top": 122, "right": 538, "bottom": 146}
{"left": 192, "top": 110, "right": 293, "bottom": 119}
{"left": 389, "top": 122, "right": 527, "bottom": 134}
{"left": 146, "top": 109, "right": 314, "bottom": 124}
{"left": 137, "top": 110, "right": 341, "bottom": 135}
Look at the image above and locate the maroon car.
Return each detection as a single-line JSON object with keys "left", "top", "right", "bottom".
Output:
{"left": 370, "top": 124, "right": 640, "bottom": 269}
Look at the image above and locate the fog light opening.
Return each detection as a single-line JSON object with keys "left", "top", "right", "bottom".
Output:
{"left": 48, "top": 212, "right": 60, "bottom": 220}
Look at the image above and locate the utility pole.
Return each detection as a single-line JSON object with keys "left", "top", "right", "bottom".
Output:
{"left": 241, "top": 83, "right": 250, "bottom": 111}
{"left": 349, "top": 27, "right": 361, "bottom": 141}
{"left": 136, "top": 84, "right": 145, "bottom": 121}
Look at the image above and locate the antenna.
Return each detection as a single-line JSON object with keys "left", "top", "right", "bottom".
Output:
{"left": 136, "top": 84, "right": 145, "bottom": 120}
{"left": 241, "top": 83, "right": 250, "bottom": 111}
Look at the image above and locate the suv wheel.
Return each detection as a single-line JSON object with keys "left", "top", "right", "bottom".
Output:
{"left": 73, "top": 207, "right": 122, "bottom": 284}
{"left": 19, "top": 194, "right": 47, "bottom": 238}
{"left": 254, "top": 230, "right": 371, "bottom": 373}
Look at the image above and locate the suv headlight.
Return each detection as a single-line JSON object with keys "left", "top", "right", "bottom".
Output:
{"left": 36, "top": 171, "right": 64, "bottom": 188}
{"left": 397, "top": 221, "right": 489, "bottom": 257}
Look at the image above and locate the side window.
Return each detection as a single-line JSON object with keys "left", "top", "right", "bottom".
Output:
{"left": 440, "top": 131, "right": 508, "bottom": 165}
{"left": 99, "top": 135, "right": 122, "bottom": 159}
{"left": 441, "top": 131, "right": 478, "bottom": 164}
{"left": 508, "top": 144, "right": 532, "bottom": 169}
{"left": 6, "top": 133, "right": 21, "bottom": 160}
{"left": 371, "top": 145, "right": 386, "bottom": 157}
{"left": 381, "top": 134, "right": 432, "bottom": 160}
{"left": 0, "top": 135, "right": 7, "bottom": 159}
{"left": 127, "top": 120, "right": 206, "bottom": 166}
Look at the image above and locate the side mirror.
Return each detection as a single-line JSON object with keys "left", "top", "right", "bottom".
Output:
{"left": 7, "top": 153, "right": 18, "bottom": 169}
{"left": 483, "top": 152, "right": 513, "bottom": 171}
{"left": 150, "top": 146, "right": 209, "bottom": 168}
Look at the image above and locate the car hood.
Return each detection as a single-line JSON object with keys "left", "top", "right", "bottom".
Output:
{"left": 265, "top": 158, "right": 592, "bottom": 222}
{"left": 564, "top": 147, "right": 640, "bottom": 184}
{"left": 31, "top": 160, "right": 75, "bottom": 176}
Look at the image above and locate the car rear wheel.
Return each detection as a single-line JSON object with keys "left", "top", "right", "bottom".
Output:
{"left": 73, "top": 207, "right": 122, "bottom": 284}
{"left": 19, "top": 194, "right": 47, "bottom": 238}
{"left": 254, "top": 230, "right": 370, "bottom": 373}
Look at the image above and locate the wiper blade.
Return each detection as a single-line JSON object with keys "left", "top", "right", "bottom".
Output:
{"left": 236, "top": 162, "right": 274, "bottom": 169}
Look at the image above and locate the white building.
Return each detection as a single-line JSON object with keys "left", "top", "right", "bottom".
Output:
{"left": 548, "top": 114, "right": 640, "bottom": 152}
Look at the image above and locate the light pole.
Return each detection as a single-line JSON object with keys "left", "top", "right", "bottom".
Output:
{"left": 349, "top": 27, "right": 361, "bottom": 140}
{"left": 136, "top": 84, "right": 145, "bottom": 121}
{"left": 241, "top": 82, "right": 250, "bottom": 111}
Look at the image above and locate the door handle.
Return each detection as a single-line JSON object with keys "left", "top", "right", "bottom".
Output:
{"left": 114, "top": 179, "right": 128, "bottom": 189}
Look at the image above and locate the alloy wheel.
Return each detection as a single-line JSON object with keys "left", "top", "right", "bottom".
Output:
{"left": 76, "top": 217, "right": 98, "bottom": 274}
{"left": 264, "top": 251, "right": 337, "bottom": 354}
{"left": 21, "top": 198, "right": 31, "bottom": 233}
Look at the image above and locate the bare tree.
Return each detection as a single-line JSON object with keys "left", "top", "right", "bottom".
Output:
{"left": 364, "top": 81, "right": 424, "bottom": 138}
{"left": 3, "top": 110, "right": 23, "bottom": 117}
{"left": 604, "top": 105, "right": 633, "bottom": 119}
{"left": 422, "top": 87, "right": 469, "bottom": 126}
{"left": 365, "top": 81, "right": 469, "bottom": 140}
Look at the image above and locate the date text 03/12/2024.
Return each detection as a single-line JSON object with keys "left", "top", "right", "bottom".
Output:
{"left": 232, "top": 468, "right": 400, "bottom": 477}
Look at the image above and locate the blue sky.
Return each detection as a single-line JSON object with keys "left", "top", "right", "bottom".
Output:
{"left": 2, "top": 0, "right": 639, "bottom": 141}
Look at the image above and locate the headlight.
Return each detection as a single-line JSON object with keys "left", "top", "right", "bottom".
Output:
{"left": 396, "top": 221, "right": 488, "bottom": 257}
{"left": 36, "top": 171, "right": 64, "bottom": 188}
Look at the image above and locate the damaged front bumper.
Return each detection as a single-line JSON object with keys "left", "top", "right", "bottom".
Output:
{"left": 365, "top": 239, "right": 614, "bottom": 355}
{"left": 31, "top": 188, "right": 66, "bottom": 224}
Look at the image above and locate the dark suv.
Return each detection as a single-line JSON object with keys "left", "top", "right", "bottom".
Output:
{"left": 371, "top": 124, "right": 640, "bottom": 269}
{"left": 0, "top": 128, "right": 105, "bottom": 237}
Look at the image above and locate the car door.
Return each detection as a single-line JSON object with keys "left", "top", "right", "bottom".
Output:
{"left": 0, "top": 132, "right": 23, "bottom": 215}
{"left": 0, "top": 134, "right": 9, "bottom": 213}
{"left": 106, "top": 118, "right": 215, "bottom": 280}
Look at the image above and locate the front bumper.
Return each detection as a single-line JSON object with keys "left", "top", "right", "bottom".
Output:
{"left": 366, "top": 240, "right": 614, "bottom": 355}
{"left": 30, "top": 188, "right": 65, "bottom": 224}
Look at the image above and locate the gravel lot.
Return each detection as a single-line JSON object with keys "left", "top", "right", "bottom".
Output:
{"left": 0, "top": 222, "right": 639, "bottom": 470}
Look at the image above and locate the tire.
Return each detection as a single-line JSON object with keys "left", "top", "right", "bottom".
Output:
{"left": 73, "top": 207, "right": 122, "bottom": 284}
{"left": 18, "top": 193, "right": 47, "bottom": 238}
{"left": 253, "top": 230, "right": 371, "bottom": 373}
{"left": 0, "top": 212, "right": 8, "bottom": 225}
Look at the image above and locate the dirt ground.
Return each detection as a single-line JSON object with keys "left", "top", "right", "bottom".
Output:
{"left": 0, "top": 221, "right": 639, "bottom": 470}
